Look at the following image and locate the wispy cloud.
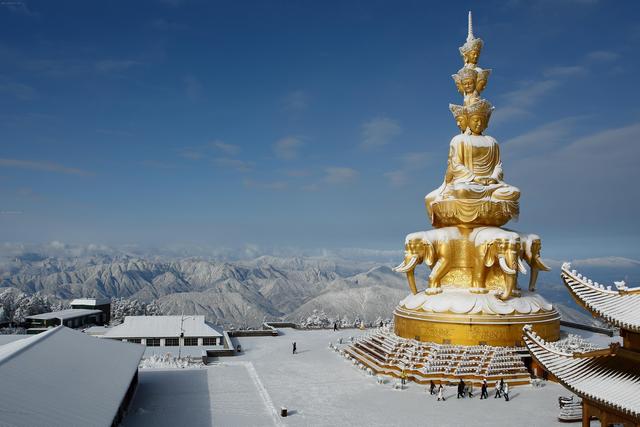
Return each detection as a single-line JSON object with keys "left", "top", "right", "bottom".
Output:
{"left": 543, "top": 65, "right": 587, "bottom": 78}
{"left": 184, "top": 74, "right": 204, "bottom": 101}
{"left": 384, "top": 152, "right": 431, "bottom": 186}
{"left": 243, "top": 178, "right": 288, "bottom": 190}
{"left": 492, "top": 80, "right": 559, "bottom": 125}
{"left": 274, "top": 136, "right": 303, "bottom": 160}
{"left": 94, "top": 60, "right": 142, "bottom": 74}
{"left": 361, "top": 116, "right": 402, "bottom": 149}
{"left": 586, "top": 50, "right": 620, "bottom": 62}
{"left": 0, "top": 82, "right": 36, "bottom": 101}
{"left": 324, "top": 167, "right": 358, "bottom": 184}
{"left": 502, "top": 117, "right": 580, "bottom": 157}
{"left": 179, "top": 148, "right": 204, "bottom": 160}
{"left": 211, "top": 140, "right": 240, "bottom": 156}
{"left": 214, "top": 157, "right": 254, "bottom": 173}
{"left": 283, "top": 90, "right": 309, "bottom": 111}
{"left": 141, "top": 160, "right": 177, "bottom": 169}
{"left": 0, "top": 158, "right": 92, "bottom": 176}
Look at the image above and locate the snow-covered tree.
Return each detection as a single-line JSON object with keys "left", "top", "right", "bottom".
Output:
{"left": 110, "top": 297, "right": 163, "bottom": 324}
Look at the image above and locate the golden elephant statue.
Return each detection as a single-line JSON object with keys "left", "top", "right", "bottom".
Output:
{"left": 470, "top": 227, "right": 525, "bottom": 300}
{"left": 393, "top": 228, "right": 461, "bottom": 294}
{"left": 517, "top": 232, "right": 551, "bottom": 291}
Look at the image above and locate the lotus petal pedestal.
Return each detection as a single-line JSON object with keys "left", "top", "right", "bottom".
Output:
{"left": 393, "top": 289, "right": 560, "bottom": 347}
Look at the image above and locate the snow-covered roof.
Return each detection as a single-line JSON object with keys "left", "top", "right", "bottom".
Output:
{"left": 523, "top": 325, "right": 640, "bottom": 420}
{"left": 25, "top": 308, "right": 102, "bottom": 321}
{"left": 70, "top": 297, "right": 110, "bottom": 306}
{"left": 561, "top": 263, "right": 640, "bottom": 332}
{"left": 0, "top": 326, "right": 144, "bottom": 427}
{"left": 103, "top": 315, "right": 222, "bottom": 338}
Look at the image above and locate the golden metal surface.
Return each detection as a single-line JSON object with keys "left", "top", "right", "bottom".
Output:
{"left": 394, "top": 306, "right": 560, "bottom": 347}
{"left": 391, "top": 12, "right": 559, "bottom": 345}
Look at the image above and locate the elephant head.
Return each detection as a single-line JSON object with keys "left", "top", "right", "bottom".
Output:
{"left": 478, "top": 238, "right": 521, "bottom": 300}
{"left": 393, "top": 239, "right": 436, "bottom": 295}
{"left": 522, "top": 236, "right": 550, "bottom": 292}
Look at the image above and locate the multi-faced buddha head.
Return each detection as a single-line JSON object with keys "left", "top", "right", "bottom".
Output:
{"left": 459, "top": 37, "right": 483, "bottom": 66}
{"left": 476, "top": 69, "right": 491, "bottom": 93}
{"left": 449, "top": 103, "right": 467, "bottom": 133}
{"left": 452, "top": 67, "right": 478, "bottom": 96}
{"left": 465, "top": 99, "right": 493, "bottom": 135}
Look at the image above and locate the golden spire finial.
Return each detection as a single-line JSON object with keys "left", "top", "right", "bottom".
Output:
{"left": 467, "top": 11, "right": 474, "bottom": 42}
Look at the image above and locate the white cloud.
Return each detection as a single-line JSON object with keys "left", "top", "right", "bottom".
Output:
{"left": 361, "top": 117, "right": 402, "bottom": 149}
{"left": 274, "top": 136, "right": 303, "bottom": 160}
{"left": 211, "top": 140, "right": 240, "bottom": 155}
{"left": 384, "top": 152, "right": 431, "bottom": 186}
{"left": 543, "top": 66, "right": 587, "bottom": 78}
{"left": 0, "top": 82, "right": 36, "bottom": 101}
{"left": 502, "top": 117, "right": 579, "bottom": 157}
{"left": 179, "top": 149, "right": 204, "bottom": 160}
{"left": 324, "top": 167, "right": 358, "bottom": 184}
{"left": 243, "top": 178, "right": 288, "bottom": 190}
{"left": 214, "top": 158, "right": 254, "bottom": 173}
{"left": 586, "top": 50, "right": 619, "bottom": 62}
{"left": 0, "top": 158, "right": 92, "bottom": 176}
{"left": 283, "top": 90, "right": 309, "bottom": 111}
{"left": 492, "top": 80, "right": 558, "bottom": 126}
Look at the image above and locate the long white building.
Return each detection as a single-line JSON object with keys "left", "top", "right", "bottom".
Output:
{"left": 103, "top": 315, "right": 224, "bottom": 348}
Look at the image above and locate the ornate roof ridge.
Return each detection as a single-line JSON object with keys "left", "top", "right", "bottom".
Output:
{"left": 560, "top": 263, "right": 640, "bottom": 332}
{"left": 523, "top": 325, "right": 640, "bottom": 419}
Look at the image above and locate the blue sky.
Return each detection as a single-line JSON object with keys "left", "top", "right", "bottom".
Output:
{"left": 0, "top": 0, "right": 639, "bottom": 259}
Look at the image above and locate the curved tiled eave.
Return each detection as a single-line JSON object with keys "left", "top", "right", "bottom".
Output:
{"left": 523, "top": 326, "right": 640, "bottom": 420}
{"left": 560, "top": 264, "right": 640, "bottom": 332}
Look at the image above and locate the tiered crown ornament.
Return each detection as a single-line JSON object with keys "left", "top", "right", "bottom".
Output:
{"left": 391, "top": 12, "right": 559, "bottom": 347}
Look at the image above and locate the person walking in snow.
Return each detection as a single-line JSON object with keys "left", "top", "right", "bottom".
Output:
{"left": 437, "top": 384, "right": 445, "bottom": 401}
{"left": 457, "top": 379, "right": 465, "bottom": 398}
{"left": 467, "top": 382, "right": 473, "bottom": 398}
{"left": 503, "top": 382, "right": 510, "bottom": 402}
{"left": 480, "top": 379, "right": 488, "bottom": 399}
{"left": 494, "top": 379, "right": 502, "bottom": 398}
{"left": 430, "top": 380, "right": 436, "bottom": 395}
{"left": 292, "top": 342, "right": 297, "bottom": 354}
{"left": 333, "top": 322, "right": 337, "bottom": 331}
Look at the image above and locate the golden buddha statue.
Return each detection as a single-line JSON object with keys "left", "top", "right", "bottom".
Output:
{"left": 390, "top": 11, "right": 559, "bottom": 347}
{"left": 426, "top": 99, "right": 520, "bottom": 227}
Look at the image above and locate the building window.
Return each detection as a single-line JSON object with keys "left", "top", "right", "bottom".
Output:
{"left": 146, "top": 338, "right": 160, "bottom": 347}
{"left": 165, "top": 338, "right": 179, "bottom": 346}
{"left": 128, "top": 338, "right": 141, "bottom": 344}
{"left": 202, "top": 337, "right": 217, "bottom": 346}
{"left": 184, "top": 337, "right": 198, "bottom": 346}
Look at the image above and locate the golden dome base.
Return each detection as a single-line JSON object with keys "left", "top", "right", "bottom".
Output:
{"left": 394, "top": 305, "right": 560, "bottom": 347}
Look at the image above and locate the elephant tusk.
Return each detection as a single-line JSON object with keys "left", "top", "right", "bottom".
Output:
{"left": 518, "top": 258, "right": 528, "bottom": 274}
{"left": 393, "top": 256, "right": 418, "bottom": 273}
{"left": 534, "top": 256, "right": 551, "bottom": 272}
{"left": 498, "top": 255, "right": 517, "bottom": 275}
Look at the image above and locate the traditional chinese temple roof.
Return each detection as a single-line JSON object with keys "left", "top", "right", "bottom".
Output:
{"left": 560, "top": 262, "right": 640, "bottom": 332}
{"left": 523, "top": 325, "right": 640, "bottom": 420}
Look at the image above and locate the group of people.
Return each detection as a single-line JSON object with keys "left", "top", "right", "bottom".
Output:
{"left": 428, "top": 378, "right": 510, "bottom": 402}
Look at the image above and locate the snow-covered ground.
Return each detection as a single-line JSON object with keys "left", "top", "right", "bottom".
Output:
{"left": 123, "top": 327, "right": 596, "bottom": 427}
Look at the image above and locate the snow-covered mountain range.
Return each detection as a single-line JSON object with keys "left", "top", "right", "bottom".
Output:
{"left": 1, "top": 248, "right": 637, "bottom": 328}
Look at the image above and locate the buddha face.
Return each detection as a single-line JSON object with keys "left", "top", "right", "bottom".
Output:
{"left": 454, "top": 114, "right": 468, "bottom": 133}
{"left": 464, "top": 48, "right": 480, "bottom": 65}
{"left": 476, "top": 77, "right": 487, "bottom": 92}
{"left": 462, "top": 78, "right": 476, "bottom": 94}
{"left": 468, "top": 113, "right": 487, "bottom": 135}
